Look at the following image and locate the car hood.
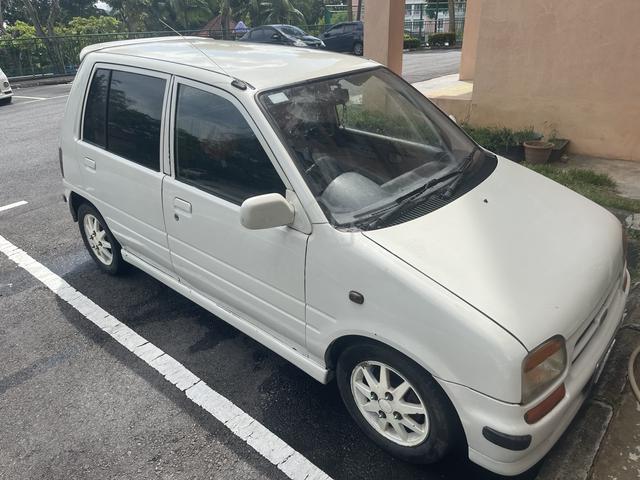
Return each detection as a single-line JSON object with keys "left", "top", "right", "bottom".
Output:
{"left": 363, "top": 157, "right": 624, "bottom": 350}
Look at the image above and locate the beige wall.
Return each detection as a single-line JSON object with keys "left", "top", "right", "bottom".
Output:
{"left": 458, "top": 0, "right": 483, "bottom": 80}
{"left": 467, "top": 0, "right": 640, "bottom": 161}
{"left": 363, "top": 0, "right": 405, "bottom": 74}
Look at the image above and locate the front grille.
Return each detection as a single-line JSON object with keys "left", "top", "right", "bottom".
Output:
{"left": 571, "top": 274, "right": 620, "bottom": 363}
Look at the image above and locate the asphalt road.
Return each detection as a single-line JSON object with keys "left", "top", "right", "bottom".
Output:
{"left": 401, "top": 49, "right": 461, "bottom": 83}
{"left": 0, "top": 83, "right": 531, "bottom": 480}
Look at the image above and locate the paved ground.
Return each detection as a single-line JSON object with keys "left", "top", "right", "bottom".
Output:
{"left": 401, "top": 49, "right": 462, "bottom": 83}
{"left": 1, "top": 82, "right": 516, "bottom": 480}
{"left": 0, "top": 82, "right": 633, "bottom": 480}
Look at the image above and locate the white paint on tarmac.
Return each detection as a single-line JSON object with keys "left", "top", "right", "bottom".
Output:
{"left": 12, "top": 95, "right": 47, "bottom": 100}
{"left": 0, "top": 233, "right": 332, "bottom": 480}
{"left": 0, "top": 200, "right": 28, "bottom": 212}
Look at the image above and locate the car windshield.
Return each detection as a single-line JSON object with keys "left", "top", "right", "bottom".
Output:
{"left": 259, "top": 68, "right": 480, "bottom": 228}
{"left": 279, "top": 26, "right": 306, "bottom": 37}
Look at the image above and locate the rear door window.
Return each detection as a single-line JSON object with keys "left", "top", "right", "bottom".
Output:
{"left": 82, "top": 67, "right": 166, "bottom": 171}
{"left": 174, "top": 83, "right": 285, "bottom": 204}
{"left": 107, "top": 70, "right": 165, "bottom": 170}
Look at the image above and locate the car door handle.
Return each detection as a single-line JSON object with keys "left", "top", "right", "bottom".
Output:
{"left": 83, "top": 157, "right": 96, "bottom": 170}
{"left": 173, "top": 197, "right": 192, "bottom": 214}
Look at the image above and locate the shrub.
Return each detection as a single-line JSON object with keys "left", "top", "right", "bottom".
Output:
{"left": 428, "top": 32, "right": 457, "bottom": 47}
{"left": 403, "top": 36, "right": 421, "bottom": 49}
{"left": 462, "top": 125, "right": 542, "bottom": 153}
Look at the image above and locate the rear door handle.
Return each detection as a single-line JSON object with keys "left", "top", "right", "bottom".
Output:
{"left": 83, "top": 157, "right": 96, "bottom": 170}
{"left": 173, "top": 197, "right": 192, "bottom": 214}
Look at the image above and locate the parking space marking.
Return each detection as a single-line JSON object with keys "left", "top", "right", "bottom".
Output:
{"left": 0, "top": 200, "right": 28, "bottom": 212}
{"left": 12, "top": 95, "right": 48, "bottom": 100}
{"left": 0, "top": 233, "right": 331, "bottom": 480}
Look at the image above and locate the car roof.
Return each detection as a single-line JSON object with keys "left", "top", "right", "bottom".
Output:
{"left": 80, "top": 36, "right": 377, "bottom": 90}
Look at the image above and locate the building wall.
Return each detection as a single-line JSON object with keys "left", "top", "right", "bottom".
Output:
{"left": 467, "top": 0, "right": 640, "bottom": 161}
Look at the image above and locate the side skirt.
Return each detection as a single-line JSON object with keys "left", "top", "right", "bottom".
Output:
{"left": 121, "top": 249, "right": 331, "bottom": 384}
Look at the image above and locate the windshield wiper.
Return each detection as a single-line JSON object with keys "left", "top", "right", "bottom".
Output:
{"left": 359, "top": 147, "right": 480, "bottom": 229}
{"left": 440, "top": 146, "right": 480, "bottom": 199}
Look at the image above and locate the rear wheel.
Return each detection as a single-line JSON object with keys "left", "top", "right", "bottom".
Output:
{"left": 78, "top": 203, "right": 125, "bottom": 275}
{"left": 0, "top": 96, "right": 12, "bottom": 105}
{"left": 353, "top": 42, "right": 363, "bottom": 56}
{"left": 336, "top": 342, "right": 460, "bottom": 463}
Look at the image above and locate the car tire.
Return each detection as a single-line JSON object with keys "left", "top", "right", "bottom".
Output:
{"left": 336, "top": 341, "right": 461, "bottom": 464}
{"left": 353, "top": 42, "right": 363, "bottom": 56}
{"left": 78, "top": 203, "right": 126, "bottom": 275}
{"left": 0, "top": 97, "right": 12, "bottom": 105}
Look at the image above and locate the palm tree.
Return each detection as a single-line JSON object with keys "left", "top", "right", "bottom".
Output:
{"left": 235, "top": 0, "right": 264, "bottom": 26}
{"left": 261, "top": 0, "right": 305, "bottom": 25}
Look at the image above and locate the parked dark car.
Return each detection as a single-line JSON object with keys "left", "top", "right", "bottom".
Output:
{"left": 320, "top": 21, "right": 363, "bottom": 55}
{"left": 239, "top": 25, "right": 324, "bottom": 48}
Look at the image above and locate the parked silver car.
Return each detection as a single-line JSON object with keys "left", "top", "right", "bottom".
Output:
{"left": 0, "top": 67, "right": 13, "bottom": 105}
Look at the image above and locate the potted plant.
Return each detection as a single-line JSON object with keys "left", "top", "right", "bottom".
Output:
{"left": 547, "top": 130, "right": 570, "bottom": 162}
{"left": 523, "top": 140, "right": 554, "bottom": 164}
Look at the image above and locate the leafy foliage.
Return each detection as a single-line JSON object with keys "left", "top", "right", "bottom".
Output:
{"left": 462, "top": 125, "right": 541, "bottom": 152}
{"left": 428, "top": 32, "right": 456, "bottom": 46}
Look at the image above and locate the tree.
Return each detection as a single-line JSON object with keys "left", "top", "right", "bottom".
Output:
{"left": 261, "top": 0, "right": 304, "bottom": 25}
{"left": 234, "top": 0, "right": 262, "bottom": 26}
{"left": 346, "top": 0, "right": 351, "bottom": 22}
{"left": 448, "top": 0, "right": 455, "bottom": 33}
{"left": 18, "top": 0, "right": 65, "bottom": 72}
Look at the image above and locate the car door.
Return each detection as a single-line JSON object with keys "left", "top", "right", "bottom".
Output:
{"left": 340, "top": 23, "right": 356, "bottom": 51}
{"left": 162, "top": 77, "right": 308, "bottom": 347}
{"left": 323, "top": 25, "right": 343, "bottom": 51}
{"left": 77, "top": 64, "right": 173, "bottom": 274}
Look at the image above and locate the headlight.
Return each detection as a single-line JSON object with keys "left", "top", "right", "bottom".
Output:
{"left": 521, "top": 336, "right": 566, "bottom": 404}
{"left": 293, "top": 39, "right": 306, "bottom": 47}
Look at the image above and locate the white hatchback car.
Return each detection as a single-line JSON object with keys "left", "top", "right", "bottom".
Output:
{"left": 60, "top": 37, "right": 629, "bottom": 476}
{"left": 0, "top": 67, "right": 13, "bottom": 104}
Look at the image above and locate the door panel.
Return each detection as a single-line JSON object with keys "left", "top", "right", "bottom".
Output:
{"left": 76, "top": 64, "right": 172, "bottom": 273}
{"left": 163, "top": 178, "right": 307, "bottom": 346}
{"left": 163, "top": 78, "right": 308, "bottom": 347}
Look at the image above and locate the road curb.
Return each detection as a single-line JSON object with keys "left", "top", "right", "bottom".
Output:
{"left": 10, "top": 75, "right": 75, "bottom": 89}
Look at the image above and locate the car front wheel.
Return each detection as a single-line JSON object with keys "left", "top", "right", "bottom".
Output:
{"left": 336, "top": 342, "right": 460, "bottom": 463}
{"left": 353, "top": 42, "right": 363, "bottom": 56}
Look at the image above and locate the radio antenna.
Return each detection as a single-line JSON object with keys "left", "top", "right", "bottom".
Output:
{"left": 158, "top": 18, "right": 249, "bottom": 89}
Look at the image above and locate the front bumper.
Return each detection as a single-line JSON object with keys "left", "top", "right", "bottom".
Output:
{"left": 438, "top": 268, "right": 630, "bottom": 476}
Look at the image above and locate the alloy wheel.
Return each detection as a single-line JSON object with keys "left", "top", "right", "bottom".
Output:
{"left": 83, "top": 213, "right": 113, "bottom": 266}
{"left": 350, "top": 360, "right": 429, "bottom": 446}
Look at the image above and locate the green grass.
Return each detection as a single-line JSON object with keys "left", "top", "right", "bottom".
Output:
{"left": 524, "top": 163, "right": 640, "bottom": 212}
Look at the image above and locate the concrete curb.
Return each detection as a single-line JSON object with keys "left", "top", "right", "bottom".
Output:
{"left": 10, "top": 75, "right": 75, "bottom": 89}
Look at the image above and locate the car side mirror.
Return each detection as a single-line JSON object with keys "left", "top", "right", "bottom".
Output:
{"left": 271, "top": 33, "right": 281, "bottom": 40}
{"left": 324, "top": 32, "right": 331, "bottom": 37}
{"left": 240, "top": 193, "right": 295, "bottom": 230}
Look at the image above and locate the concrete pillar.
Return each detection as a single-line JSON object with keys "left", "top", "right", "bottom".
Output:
{"left": 459, "top": 0, "right": 483, "bottom": 80}
{"left": 363, "top": 0, "right": 405, "bottom": 74}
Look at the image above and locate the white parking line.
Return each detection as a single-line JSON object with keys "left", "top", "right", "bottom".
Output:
{"left": 0, "top": 200, "right": 28, "bottom": 212}
{"left": 12, "top": 95, "right": 47, "bottom": 100}
{"left": 0, "top": 233, "right": 331, "bottom": 480}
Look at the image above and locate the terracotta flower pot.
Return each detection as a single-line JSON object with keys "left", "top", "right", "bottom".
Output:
{"left": 523, "top": 140, "right": 554, "bottom": 164}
